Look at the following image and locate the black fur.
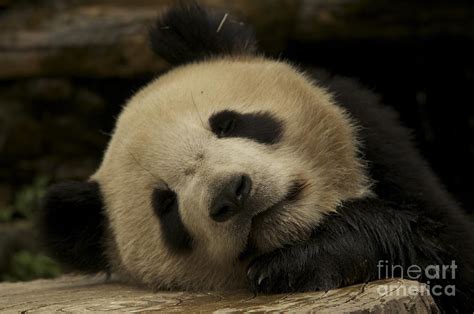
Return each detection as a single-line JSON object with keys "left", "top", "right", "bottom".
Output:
{"left": 151, "top": 188, "right": 193, "bottom": 253}
{"left": 247, "top": 71, "right": 474, "bottom": 312}
{"left": 209, "top": 110, "right": 283, "bottom": 144}
{"left": 37, "top": 181, "right": 108, "bottom": 272}
{"left": 149, "top": 1, "right": 256, "bottom": 65}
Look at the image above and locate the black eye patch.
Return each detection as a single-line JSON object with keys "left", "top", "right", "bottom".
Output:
{"left": 151, "top": 188, "right": 192, "bottom": 253}
{"left": 209, "top": 110, "right": 283, "bottom": 144}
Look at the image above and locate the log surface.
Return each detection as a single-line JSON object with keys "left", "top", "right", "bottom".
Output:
{"left": 0, "top": 276, "right": 439, "bottom": 313}
{"left": 1, "top": 0, "right": 471, "bottom": 79}
{"left": 0, "top": 0, "right": 298, "bottom": 78}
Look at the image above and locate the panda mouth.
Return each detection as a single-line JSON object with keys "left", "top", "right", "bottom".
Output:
{"left": 238, "top": 179, "right": 308, "bottom": 260}
{"left": 259, "top": 179, "right": 307, "bottom": 214}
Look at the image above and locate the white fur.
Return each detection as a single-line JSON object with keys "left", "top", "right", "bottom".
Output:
{"left": 92, "top": 57, "right": 371, "bottom": 290}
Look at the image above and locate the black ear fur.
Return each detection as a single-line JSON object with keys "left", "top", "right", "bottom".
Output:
{"left": 37, "top": 181, "right": 108, "bottom": 272}
{"left": 149, "top": 1, "right": 257, "bottom": 65}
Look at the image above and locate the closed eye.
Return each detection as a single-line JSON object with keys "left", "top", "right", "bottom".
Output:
{"left": 151, "top": 189, "right": 178, "bottom": 217}
{"left": 216, "top": 115, "right": 236, "bottom": 138}
{"left": 151, "top": 187, "right": 193, "bottom": 253}
{"left": 208, "top": 110, "right": 284, "bottom": 144}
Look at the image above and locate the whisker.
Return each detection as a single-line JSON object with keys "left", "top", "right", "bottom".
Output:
{"left": 99, "top": 130, "right": 113, "bottom": 137}
{"left": 216, "top": 13, "right": 228, "bottom": 33}
{"left": 116, "top": 139, "right": 160, "bottom": 183}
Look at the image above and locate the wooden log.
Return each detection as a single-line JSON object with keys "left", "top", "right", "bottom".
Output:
{"left": 0, "top": 276, "right": 439, "bottom": 312}
{"left": 0, "top": 1, "right": 167, "bottom": 79}
{"left": 1, "top": 0, "right": 471, "bottom": 79}
{"left": 0, "top": 0, "right": 298, "bottom": 79}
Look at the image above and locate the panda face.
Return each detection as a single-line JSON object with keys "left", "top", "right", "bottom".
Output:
{"left": 90, "top": 58, "right": 371, "bottom": 290}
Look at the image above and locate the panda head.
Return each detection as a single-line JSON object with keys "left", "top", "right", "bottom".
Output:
{"left": 39, "top": 3, "right": 371, "bottom": 290}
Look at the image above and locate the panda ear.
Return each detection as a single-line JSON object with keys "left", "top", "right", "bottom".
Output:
{"left": 149, "top": 1, "right": 257, "bottom": 65}
{"left": 37, "top": 181, "right": 108, "bottom": 273}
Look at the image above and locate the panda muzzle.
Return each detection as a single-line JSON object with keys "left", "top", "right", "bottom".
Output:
{"left": 209, "top": 174, "right": 252, "bottom": 222}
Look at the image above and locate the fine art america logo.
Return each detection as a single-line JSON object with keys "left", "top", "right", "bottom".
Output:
{"left": 376, "top": 260, "right": 457, "bottom": 297}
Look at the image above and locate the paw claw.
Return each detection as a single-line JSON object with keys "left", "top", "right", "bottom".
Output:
{"left": 257, "top": 274, "right": 266, "bottom": 286}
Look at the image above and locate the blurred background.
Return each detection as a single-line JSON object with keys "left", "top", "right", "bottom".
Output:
{"left": 0, "top": 0, "right": 473, "bottom": 282}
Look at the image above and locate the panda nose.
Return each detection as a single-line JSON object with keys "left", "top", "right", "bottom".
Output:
{"left": 209, "top": 174, "right": 252, "bottom": 222}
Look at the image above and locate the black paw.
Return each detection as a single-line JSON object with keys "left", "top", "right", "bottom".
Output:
{"left": 247, "top": 250, "right": 344, "bottom": 294}
{"left": 246, "top": 252, "right": 295, "bottom": 294}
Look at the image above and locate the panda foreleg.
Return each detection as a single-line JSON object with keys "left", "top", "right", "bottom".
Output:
{"left": 246, "top": 198, "right": 447, "bottom": 295}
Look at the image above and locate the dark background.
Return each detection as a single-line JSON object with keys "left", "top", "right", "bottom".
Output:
{"left": 0, "top": 0, "right": 472, "bottom": 281}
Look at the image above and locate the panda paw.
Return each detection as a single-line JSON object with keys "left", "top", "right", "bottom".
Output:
{"left": 246, "top": 250, "right": 344, "bottom": 294}
{"left": 246, "top": 251, "right": 296, "bottom": 294}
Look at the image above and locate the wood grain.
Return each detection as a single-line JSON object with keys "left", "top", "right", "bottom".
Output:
{"left": 2, "top": 0, "right": 471, "bottom": 79}
{"left": 0, "top": 0, "right": 297, "bottom": 78}
{"left": 0, "top": 275, "right": 439, "bottom": 313}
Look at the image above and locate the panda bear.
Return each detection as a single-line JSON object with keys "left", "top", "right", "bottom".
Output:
{"left": 39, "top": 2, "right": 473, "bottom": 312}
